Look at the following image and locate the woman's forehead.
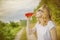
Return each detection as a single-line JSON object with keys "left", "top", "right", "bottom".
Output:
{"left": 36, "top": 9, "right": 44, "bottom": 15}
{"left": 39, "top": 6, "right": 43, "bottom": 9}
{"left": 37, "top": 7, "right": 45, "bottom": 12}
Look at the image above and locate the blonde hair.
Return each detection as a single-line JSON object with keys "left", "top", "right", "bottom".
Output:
{"left": 40, "top": 4, "right": 51, "bottom": 20}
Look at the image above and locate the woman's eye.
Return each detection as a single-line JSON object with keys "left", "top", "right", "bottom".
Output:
{"left": 38, "top": 9, "right": 44, "bottom": 13}
{"left": 38, "top": 10, "right": 41, "bottom": 12}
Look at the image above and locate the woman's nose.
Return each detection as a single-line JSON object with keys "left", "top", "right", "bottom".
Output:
{"left": 36, "top": 13, "right": 42, "bottom": 17}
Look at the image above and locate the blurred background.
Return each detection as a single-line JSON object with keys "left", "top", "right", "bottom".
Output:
{"left": 0, "top": 0, "right": 60, "bottom": 40}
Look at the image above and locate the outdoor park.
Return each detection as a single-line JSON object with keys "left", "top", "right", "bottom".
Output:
{"left": 0, "top": 0, "right": 60, "bottom": 40}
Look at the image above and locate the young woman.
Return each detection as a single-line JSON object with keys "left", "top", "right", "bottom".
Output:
{"left": 30, "top": 4, "right": 57, "bottom": 40}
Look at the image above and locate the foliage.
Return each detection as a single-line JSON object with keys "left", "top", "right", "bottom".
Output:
{"left": 20, "top": 20, "right": 26, "bottom": 27}
{"left": 10, "top": 21, "right": 20, "bottom": 28}
{"left": 0, "top": 21, "right": 6, "bottom": 27}
{"left": 0, "top": 20, "right": 26, "bottom": 40}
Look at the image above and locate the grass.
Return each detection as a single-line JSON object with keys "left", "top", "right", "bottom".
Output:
{"left": 20, "top": 28, "right": 27, "bottom": 40}
{"left": 10, "top": 26, "right": 22, "bottom": 36}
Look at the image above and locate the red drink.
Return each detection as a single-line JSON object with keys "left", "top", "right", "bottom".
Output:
{"left": 25, "top": 12, "right": 33, "bottom": 18}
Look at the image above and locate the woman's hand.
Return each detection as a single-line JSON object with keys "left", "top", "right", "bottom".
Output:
{"left": 50, "top": 28, "right": 57, "bottom": 40}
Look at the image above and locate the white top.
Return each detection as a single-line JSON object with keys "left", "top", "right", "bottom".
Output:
{"left": 33, "top": 20, "right": 55, "bottom": 40}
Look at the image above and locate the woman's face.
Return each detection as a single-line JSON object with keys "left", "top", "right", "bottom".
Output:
{"left": 35, "top": 8, "right": 48, "bottom": 22}
{"left": 36, "top": 9, "right": 43, "bottom": 18}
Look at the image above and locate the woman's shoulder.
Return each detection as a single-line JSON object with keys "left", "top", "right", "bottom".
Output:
{"left": 48, "top": 20, "right": 56, "bottom": 30}
{"left": 35, "top": 22, "right": 39, "bottom": 25}
{"left": 48, "top": 20, "right": 55, "bottom": 26}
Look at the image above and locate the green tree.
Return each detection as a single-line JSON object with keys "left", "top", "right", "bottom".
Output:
{"left": 10, "top": 21, "right": 19, "bottom": 28}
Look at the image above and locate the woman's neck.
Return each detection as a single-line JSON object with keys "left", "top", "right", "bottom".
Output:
{"left": 39, "top": 18, "right": 50, "bottom": 26}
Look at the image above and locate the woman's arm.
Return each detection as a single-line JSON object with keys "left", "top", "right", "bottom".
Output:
{"left": 29, "top": 27, "right": 36, "bottom": 34}
{"left": 50, "top": 27, "right": 57, "bottom": 40}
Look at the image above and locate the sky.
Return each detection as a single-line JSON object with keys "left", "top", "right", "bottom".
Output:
{"left": 0, "top": 0, "right": 41, "bottom": 22}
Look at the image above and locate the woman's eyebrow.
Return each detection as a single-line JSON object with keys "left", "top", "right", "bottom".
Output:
{"left": 38, "top": 9, "right": 44, "bottom": 12}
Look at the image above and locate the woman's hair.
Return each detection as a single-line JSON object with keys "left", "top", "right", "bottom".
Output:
{"left": 43, "top": 4, "right": 51, "bottom": 19}
{"left": 37, "top": 4, "right": 51, "bottom": 20}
